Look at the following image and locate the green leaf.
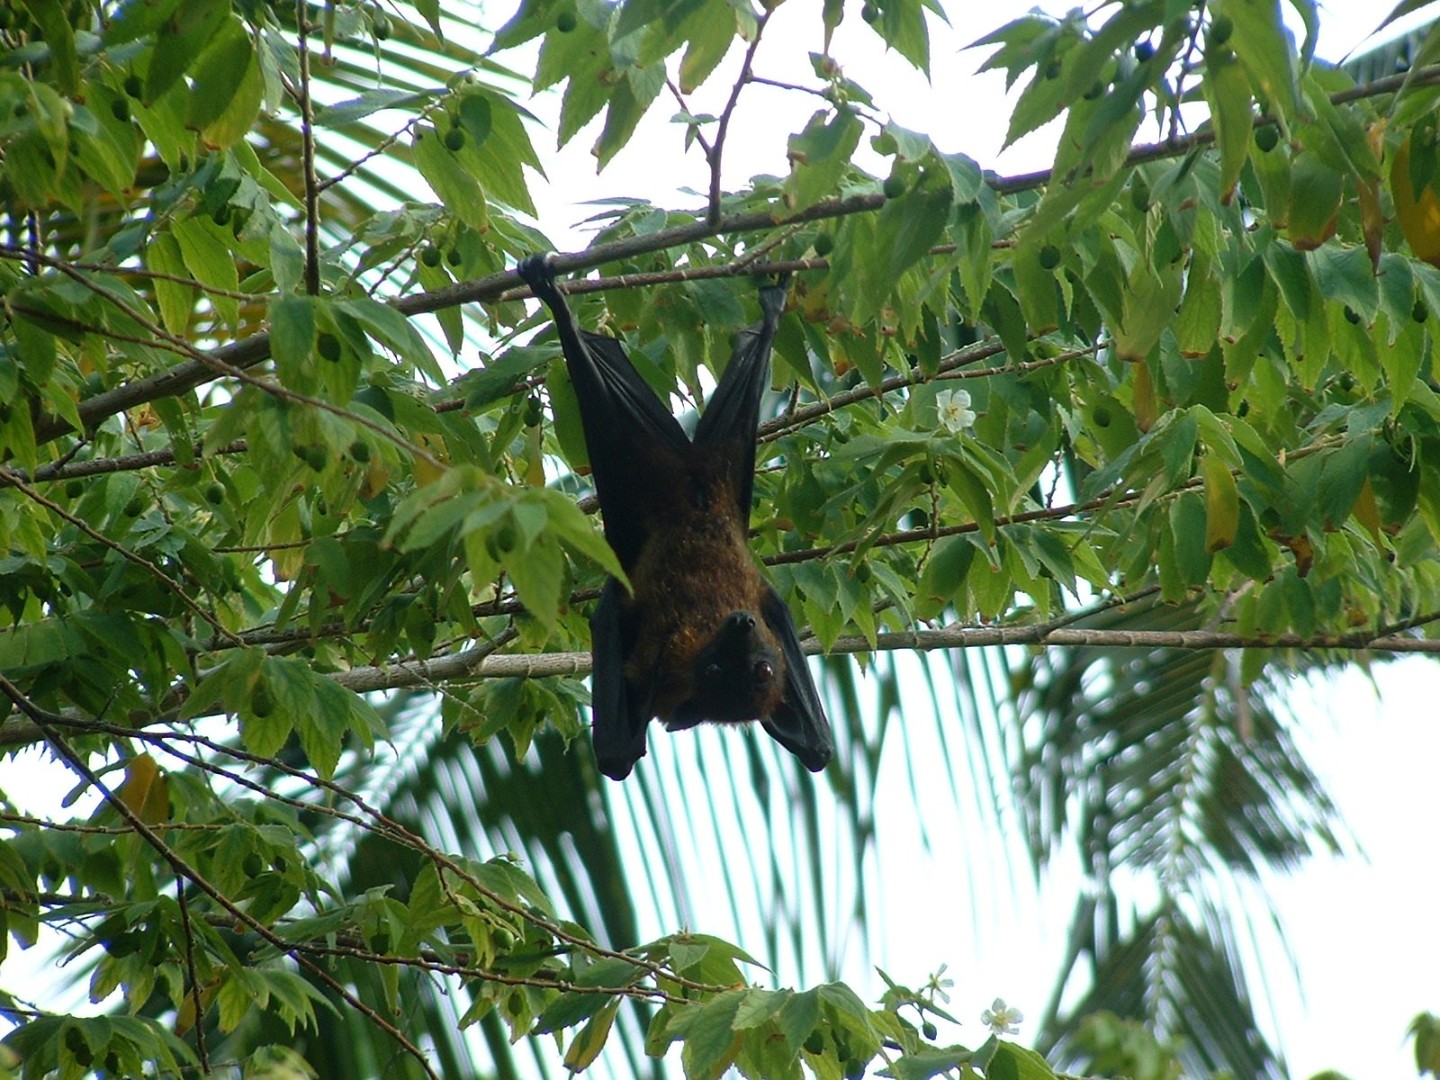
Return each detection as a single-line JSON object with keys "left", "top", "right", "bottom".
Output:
{"left": 145, "top": 0, "right": 228, "bottom": 103}
{"left": 1213, "top": 0, "right": 1300, "bottom": 124}
{"left": 337, "top": 297, "right": 447, "bottom": 385}
{"left": 184, "top": 17, "right": 257, "bottom": 139}
{"left": 172, "top": 216, "right": 240, "bottom": 327}
{"left": 1203, "top": 46, "right": 1253, "bottom": 204}
{"left": 412, "top": 125, "right": 490, "bottom": 232}
{"left": 594, "top": 62, "right": 666, "bottom": 168}
{"left": 21, "top": 0, "right": 79, "bottom": 95}
{"left": 783, "top": 108, "right": 863, "bottom": 214}
{"left": 677, "top": 991, "right": 746, "bottom": 1080}
{"left": 874, "top": 178, "right": 952, "bottom": 286}
{"left": 1316, "top": 436, "right": 1372, "bottom": 529}
{"left": 316, "top": 88, "right": 438, "bottom": 127}
{"left": 563, "top": 998, "right": 620, "bottom": 1071}
{"left": 678, "top": 0, "right": 736, "bottom": 93}
{"left": 270, "top": 296, "right": 317, "bottom": 377}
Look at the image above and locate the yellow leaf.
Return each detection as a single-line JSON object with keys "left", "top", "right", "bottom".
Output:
{"left": 563, "top": 1000, "right": 619, "bottom": 1073}
{"left": 1353, "top": 476, "right": 1383, "bottom": 542}
{"left": 1132, "top": 363, "right": 1157, "bottom": 433}
{"left": 413, "top": 432, "right": 449, "bottom": 487}
{"left": 1391, "top": 133, "right": 1440, "bottom": 266}
{"left": 1201, "top": 452, "right": 1239, "bottom": 553}
{"left": 118, "top": 753, "right": 170, "bottom": 825}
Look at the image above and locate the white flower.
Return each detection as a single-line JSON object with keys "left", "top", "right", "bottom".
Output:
{"left": 981, "top": 997, "right": 1023, "bottom": 1035}
{"left": 935, "top": 387, "right": 975, "bottom": 433}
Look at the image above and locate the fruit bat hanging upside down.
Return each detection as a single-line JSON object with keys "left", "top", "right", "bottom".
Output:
{"left": 516, "top": 254, "right": 833, "bottom": 781}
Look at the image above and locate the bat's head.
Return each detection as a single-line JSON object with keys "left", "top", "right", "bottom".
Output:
{"left": 684, "top": 610, "right": 786, "bottom": 724}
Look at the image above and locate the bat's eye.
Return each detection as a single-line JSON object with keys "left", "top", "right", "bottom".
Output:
{"left": 706, "top": 662, "right": 722, "bottom": 678}
{"left": 753, "top": 660, "right": 774, "bottom": 684}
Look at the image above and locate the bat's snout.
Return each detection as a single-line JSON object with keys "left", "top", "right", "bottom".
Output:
{"left": 724, "top": 611, "right": 757, "bottom": 632}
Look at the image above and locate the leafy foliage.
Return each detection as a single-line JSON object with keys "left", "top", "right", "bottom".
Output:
{"left": 1, "top": 0, "right": 1437, "bottom": 1076}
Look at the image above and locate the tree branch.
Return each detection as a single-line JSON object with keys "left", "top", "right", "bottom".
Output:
{"left": 25, "top": 61, "right": 1440, "bottom": 450}
{"left": 0, "top": 677, "right": 442, "bottom": 1080}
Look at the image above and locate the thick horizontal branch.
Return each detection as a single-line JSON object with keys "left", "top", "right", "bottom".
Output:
{"left": 295, "top": 621, "right": 1440, "bottom": 696}
{"left": 3, "top": 610, "right": 1432, "bottom": 751}
{"left": 30, "top": 62, "right": 1440, "bottom": 451}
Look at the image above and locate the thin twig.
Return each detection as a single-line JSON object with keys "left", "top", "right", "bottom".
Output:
{"left": 176, "top": 879, "right": 210, "bottom": 1075}
{"left": 705, "top": 8, "right": 771, "bottom": 223}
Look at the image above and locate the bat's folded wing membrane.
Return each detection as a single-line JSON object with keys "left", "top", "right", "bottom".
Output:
{"left": 758, "top": 585, "right": 833, "bottom": 772}
{"left": 588, "top": 579, "right": 652, "bottom": 781}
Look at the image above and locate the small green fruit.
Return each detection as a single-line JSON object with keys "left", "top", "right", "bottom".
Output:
{"left": 922, "top": 1021, "right": 938, "bottom": 1041}
{"left": 556, "top": 10, "right": 577, "bottom": 31}
{"left": 803, "top": 1032, "right": 825, "bottom": 1055}
{"left": 860, "top": 3, "right": 879, "bottom": 23}
{"left": 205, "top": 483, "right": 225, "bottom": 505}
{"left": 444, "top": 128, "right": 465, "bottom": 151}
{"left": 111, "top": 97, "right": 130, "bottom": 122}
{"left": 1414, "top": 300, "right": 1430, "bottom": 323}
{"left": 349, "top": 440, "right": 371, "bottom": 463}
{"left": 124, "top": 74, "right": 143, "bottom": 98}
{"left": 882, "top": 174, "right": 906, "bottom": 199}
{"left": 304, "top": 446, "right": 328, "bottom": 472}
{"left": 1208, "top": 15, "right": 1233, "bottom": 47}
{"left": 317, "top": 333, "right": 342, "bottom": 362}
{"left": 65, "top": 479, "right": 84, "bottom": 499}
{"left": 1038, "top": 244, "right": 1062, "bottom": 269}
{"left": 813, "top": 231, "right": 835, "bottom": 257}
{"left": 1254, "top": 125, "right": 1279, "bottom": 153}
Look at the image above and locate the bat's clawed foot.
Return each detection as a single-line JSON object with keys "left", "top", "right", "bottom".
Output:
{"left": 757, "top": 272, "right": 790, "bottom": 318}
{"left": 516, "top": 252, "right": 560, "bottom": 295}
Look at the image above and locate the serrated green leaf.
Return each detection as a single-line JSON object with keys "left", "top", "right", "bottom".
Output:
{"left": 412, "top": 126, "right": 489, "bottom": 232}
{"left": 270, "top": 295, "right": 316, "bottom": 378}
{"left": 783, "top": 108, "right": 863, "bottom": 214}
{"left": 172, "top": 216, "right": 240, "bottom": 327}
{"left": 184, "top": 17, "right": 255, "bottom": 135}
{"left": 1204, "top": 46, "right": 1253, "bottom": 204}
{"left": 145, "top": 0, "right": 228, "bottom": 103}
{"left": 1213, "top": 0, "right": 1300, "bottom": 124}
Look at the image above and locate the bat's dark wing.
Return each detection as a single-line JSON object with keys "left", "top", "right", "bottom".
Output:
{"left": 692, "top": 278, "right": 788, "bottom": 528}
{"left": 758, "top": 584, "right": 833, "bottom": 772}
{"left": 588, "top": 578, "right": 652, "bottom": 780}
{"left": 517, "top": 255, "right": 688, "bottom": 569}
